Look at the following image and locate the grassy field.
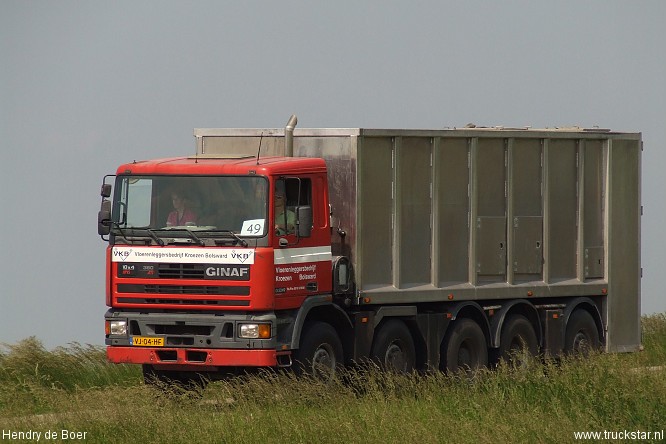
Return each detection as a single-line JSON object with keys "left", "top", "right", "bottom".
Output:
{"left": 1, "top": 315, "right": 665, "bottom": 443}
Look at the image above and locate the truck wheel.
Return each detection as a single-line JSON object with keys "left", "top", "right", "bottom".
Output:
{"left": 441, "top": 318, "right": 488, "bottom": 375}
{"left": 564, "top": 309, "right": 600, "bottom": 355}
{"left": 498, "top": 314, "right": 538, "bottom": 368}
{"left": 370, "top": 319, "right": 416, "bottom": 373}
{"left": 294, "top": 321, "right": 343, "bottom": 380}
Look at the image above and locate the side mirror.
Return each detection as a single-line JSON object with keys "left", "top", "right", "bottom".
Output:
{"left": 296, "top": 206, "right": 313, "bottom": 238}
{"left": 101, "top": 183, "right": 112, "bottom": 198}
{"left": 98, "top": 200, "right": 111, "bottom": 236}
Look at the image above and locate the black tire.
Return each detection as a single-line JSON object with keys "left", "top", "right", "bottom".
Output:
{"left": 564, "top": 309, "right": 600, "bottom": 355}
{"left": 441, "top": 318, "right": 488, "bottom": 375}
{"left": 370, "top": 320, "right": 416, "bottom": 373}
{"left": 498, "top": 314, "right": 539, "bottom": 368}
{"left": 294, "top": 321, "right": 343, "bottom": 380}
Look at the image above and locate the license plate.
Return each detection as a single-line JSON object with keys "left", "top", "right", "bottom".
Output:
{"left": 131, "top": 336, "right": 164, "bottom": 347}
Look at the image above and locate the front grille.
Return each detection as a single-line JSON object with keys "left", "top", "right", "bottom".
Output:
{"left": 151, "top": 324, "right": 213, "bottom": 335}
{"left": 158, "top": 263, "right": 204, "bottom": 279}
{"left": 131, "top": 321, "right": 234, "bottom": 339}
{"left": 118, "top": 284, "right": 249, "bottom": 295}
{"left": 116, "top": 262, "right": 250, "bottom": 281}
{"left": 117, "top": 297, "right": 250, "bottom": 307}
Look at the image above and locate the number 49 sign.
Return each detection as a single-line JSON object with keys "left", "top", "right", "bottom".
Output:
{"left": 241, "top": 219, "right": 266, "bottom": 236}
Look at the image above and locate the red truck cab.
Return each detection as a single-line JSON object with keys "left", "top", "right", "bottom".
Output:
{"left": 101, "top": 155, "right": 340, "bottom": 378}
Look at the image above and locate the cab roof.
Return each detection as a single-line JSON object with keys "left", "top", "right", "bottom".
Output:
{"left": 115, "top": 156, "right": 327, "bottom": 176}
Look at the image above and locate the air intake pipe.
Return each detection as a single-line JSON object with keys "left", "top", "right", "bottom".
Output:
{"left": 285, "top": 114, "right": 298, "bottom": 157}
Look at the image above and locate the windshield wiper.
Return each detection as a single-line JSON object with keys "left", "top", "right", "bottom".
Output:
{"left": 112, "top": 226, "right": 165, "bottom": 246}
{"left": 148, "top": 227, "right": 205, "bottom": 246}
{"left": 146, "top": 229, "right": 165, "bottom": 246}
{"left": 217, "top": 230, "right": 248, "bottom": 247}
{"left": 108, "top": 221, "right": 128, "bottom": 240}
{"left": 142, "top": 227, "right": 246, "bottom": 247}
{"left": 183, "top": 228, "right": 205, "bottom": 246}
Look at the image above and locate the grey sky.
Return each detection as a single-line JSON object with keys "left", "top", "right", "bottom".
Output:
{"left": 2, "top": 1, "right": 665, "bottom": 348}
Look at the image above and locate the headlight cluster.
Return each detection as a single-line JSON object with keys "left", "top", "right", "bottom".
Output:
{"left": 238, "top": 323, "right": 271, "bottom": 339}
{"left": 106, "top": 320, "right": 128, "bottom": 336}
{"left": 105, "top": 320, "right": 271, "bottom": 339}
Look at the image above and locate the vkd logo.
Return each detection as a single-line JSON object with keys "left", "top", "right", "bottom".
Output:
{"left": 231, "top": 250, "right": 252, "bottom": 263}
{"left": 113, "top": 248, "right": 133, "bottom": 261}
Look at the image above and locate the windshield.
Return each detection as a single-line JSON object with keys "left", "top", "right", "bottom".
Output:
{"left": 113, "top": 175, "right": 268, "bottom": 237}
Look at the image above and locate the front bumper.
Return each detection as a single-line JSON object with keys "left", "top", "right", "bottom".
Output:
{"left": 105, "top": 309, "right": 285, "bottom": 368}
{"left": 107, "top": 346, "right": 280, "bottom": 367}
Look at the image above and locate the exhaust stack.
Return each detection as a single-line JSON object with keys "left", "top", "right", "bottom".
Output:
{"left": 285, "top": 114, "right": 298, "bottom": 157}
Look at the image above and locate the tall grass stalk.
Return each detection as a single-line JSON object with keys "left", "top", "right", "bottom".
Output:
{"left": 1, "top": 316, "right": 665, "bottom": 443}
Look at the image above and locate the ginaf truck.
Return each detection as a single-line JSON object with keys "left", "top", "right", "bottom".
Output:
{"left": 98, "top": 116, "right": 641, "bottom": 382}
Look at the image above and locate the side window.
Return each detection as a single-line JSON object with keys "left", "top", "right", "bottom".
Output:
{"left": 275, "top": 178, "right": 311, "bottom": 235}
{"left": 120, "top": 177, "right": 153, "bottom": 228}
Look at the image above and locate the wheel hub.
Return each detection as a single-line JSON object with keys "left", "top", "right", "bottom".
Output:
{"left": 385, "top": 343, "right": 407, "bottom": 371}
{"left": 311, "top": 344, "right": 335, "bottom": 377}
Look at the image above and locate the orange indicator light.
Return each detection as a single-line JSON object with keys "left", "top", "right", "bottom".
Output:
{"left": 258, "top": 324, "right": 271, "bottom": 339}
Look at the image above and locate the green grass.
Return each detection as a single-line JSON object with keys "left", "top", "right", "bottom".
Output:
{"left": 1, "top": 315, "right": 666, "bottom": 443}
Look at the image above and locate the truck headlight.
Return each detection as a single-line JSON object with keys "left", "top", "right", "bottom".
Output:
{"left": 106, "top": 320, "right": 128, "bottom": 336}
{"left": 238, "top": 323, "right": 271, "bottom": 339}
